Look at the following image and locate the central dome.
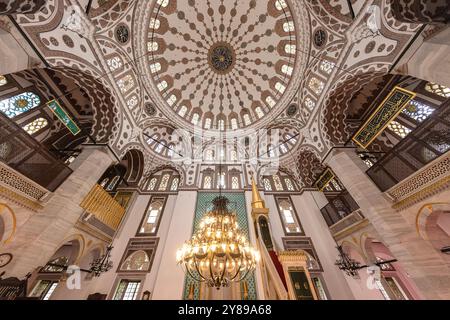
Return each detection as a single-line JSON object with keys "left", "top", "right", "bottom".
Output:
{"left": 146, "top": 0, "right": 299, "bottom": 131}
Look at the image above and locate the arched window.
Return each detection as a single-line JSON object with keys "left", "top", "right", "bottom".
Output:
{"left": 263, "top": 178, "right": 272, "bottom": 191}
{"left": 151, "top": 62, "right": 162, "bottom": 73}
{"left": 425, "top": 82, "right": 450, "bottom": 98}
{"left": 191, "top": 113, "right": 200, "bottom": 125}
{"left": 275, "top": 0, "right": 287, "bottom": 10}
{"left": 276, "top": 197, "right": 303, "bottom": 235}
{"left": 120, "top": 251, "right": 150, "bottom": 271}
{"left": 387, "top": 121, "right": 411, "bottom": 139}
{"left": 283, "top": 21, "right": 295, "bottom": 32}
{"left": 157, "top": 80, "right": 168, "bottom": 92}
{"left": 170, "top": 177, "right": 179, "bottom": 191}
{"left": 273, "top": 175, "right": 283, "bottom": 191}
{"left": 139, "top": 197, "right": 166, "bottom": 235}
{"left": 0, "top": 92, "right": 41, "bottom": 118}
{"left": 275, "top": 82, "right": 286, "bottom": 94}
{"left": 147, "top": 178, "right": 158, "bottom": 191}
{"left": 281, "top": 64, "right": 293, "bottom": 76}
{"left": 402, "top": 100, "right": 435, "bottom": 123}
{"left": 178, "top": 106, "right": 188, "bottom": 117}
{"left": 167, "top": 94, "right": 177, "bottom": 106}
{"left": 203, "top": 175, "right": 212, "bottom": 189}
{"left": 284, "top": 178, "right": 295, "bottom": 191}
{"left": 231, "top": 118, "right": 238, "bottom": 129}
{"left": 284, "top": 44, "right": 296, "bottom": 55}
{"left": 0, "top": 75, "right": 7, "bottom": 86}
{"left": 158, "top": 174, "right": 170, "bottom": 190}
{"left": 149, "top": 18, "right": 161, "bottom": 30}
{"left": 243, "top": 113, "right": 251, "bottom": 126}
{"left": 22, "top": 117, "right": 49, "bottom": 135}
{"left": 107, "top": 56, "right": 123, "bottom": 72}
{"left": 255, "top": 107, "right": 264, "bottom": 119}
{"left": 204, "top": 118, "right": 212, "bottom": 129}
{"left": 117, "top": 74, "right": 135, "bottom": 94}
{"left": 148, "top": 41, "right": 159, "bottom": 52}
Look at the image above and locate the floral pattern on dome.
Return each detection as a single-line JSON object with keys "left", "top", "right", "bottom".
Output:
{"left": 147, "top": 0, "right": 298, "bottom": 130}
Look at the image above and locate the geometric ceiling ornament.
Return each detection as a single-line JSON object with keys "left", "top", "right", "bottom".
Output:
{"left": 352, "top": 87, "right": 416, "bottom": 149}
{"left": 142, "top": 0, "right": 307, "bottom": 133}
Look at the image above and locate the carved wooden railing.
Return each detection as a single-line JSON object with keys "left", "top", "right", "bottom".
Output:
{"left": 386, "top": 152, "right": 450, "bottom": 210}
{"left": 258, "top": 238, "right": 289, "bottom": 300}
{"left": 80, "top": 184, "right": 126, "bottom": 231}
{"left": 329, "top": 210, "right": 367, "bottom": 238}
{"left": 0, "top": 162, "right": 52, "bottom": 211}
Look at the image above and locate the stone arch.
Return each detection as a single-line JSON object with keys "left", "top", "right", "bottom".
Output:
{"left": 121, "top": 149, "right": 145, "bottom": 187}
{"left": 45, "top": 235, "right": 85, "bottom": 269}
{"left": 363, "top": 236, "right": 422, "bottom": 300}
{"left": 0, "top": 203, "right": 16, "bottom": 245}
{"left": 416, "top": 203, "right": 450, "bottom": 260}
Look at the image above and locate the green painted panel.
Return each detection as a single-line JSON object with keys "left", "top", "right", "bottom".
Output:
{"left": 47, "top": 100, "right": 81, "bottom": 136}
{"left": 182, "top": 192, "right": 257, "bottom": 300}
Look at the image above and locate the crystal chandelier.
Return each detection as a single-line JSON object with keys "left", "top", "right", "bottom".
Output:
{"left": 89, "top": 244, "right": 114, "bottom": 277}
{"left": 176, "top": 196, "right": 260, "bottom": 289}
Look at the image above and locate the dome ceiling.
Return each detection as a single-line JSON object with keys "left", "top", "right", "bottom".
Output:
{"left": 145, "top": 0, "right": 302, "bottom": 132}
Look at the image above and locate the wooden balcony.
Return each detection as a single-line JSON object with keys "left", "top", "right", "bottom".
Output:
{"left": 80, "top": 184, "right": 126, "bottom": 232}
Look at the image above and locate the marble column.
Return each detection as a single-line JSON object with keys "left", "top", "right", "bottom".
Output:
{"left": 325, "top": 148, "right": 450, "bottom": 300}
{"left": 151, "top": 190, "right": 197, "bottom": 300}
{"left": 2, "top": 147, "right": 114, "bottom": 277}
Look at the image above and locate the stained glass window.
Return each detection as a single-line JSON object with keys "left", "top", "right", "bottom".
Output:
{"left": 217, "top": 172, "right": 226, "bottom": 189}
{"left": 280, "top": 144, "right": 288, "bottom": 154}
{"left": 284, "top": 44, "right": 296, "bottom": 55}
{"left": 263, "top": 178, "right": 272, "bottom": 191}
{"left": 120, "top": 251, "right": 150, "bottom": 271}
{"left": 231, "top": 118, "right": 238, "bottom": 129}
{"left": 305, "top": 97, "right": 316, "bottom": 110}
{"left": 277, "top": 197, "right": 302, "bottom": 234}
{"left": 231, "top": 176, "right": 240, "bottom": 190}
{"left": 319, "top": 60, "right": 335, "bottom": 75}
{"left": 139, "top": 198, "right": 165, "bottom": 234}
{"left": 117, "top": 74, "right": 135, "bottom": 94}
{"left": 203, "top": 175, "right": 212, "bottom": 189}
{"left": 159, "top": 174, "right": 170, "bottom": 190}
{"left": 178, "top": 106, "right": 187, "bottom": 117}
{"left": 275, "top": 0, "right": 287, "bottom": 11}
{"left": 22, "top": 117, "right": 49, "bottom": 135}
{"left": 243, "top": 113, "right": 251, "bottom": 126}
{"left": 402, "top": 100, "right": 435, "bottom": 123}
{"left": 0, "top": 92, "right": 41, "bottom": 118}
{"left": 281, "top": 65, "right": 293, "bottom": 76}
{"left": 147, "top": 178, "right": 158, "bottom": 190}
{"left": 275, "top": 82, "right": 286, "bottom": 94}
{"left": 255, "top": 107, "right": 264, "bottom": 119}
{"left": 170, "top": 177, "right": 179, "bottom": 191}
{"left": 0, "top": 75, "right": 7, "bottom": 86}
{"left": 388, "top": 121, "right": 412, "bottom": 139}
{"left": 191, "top": 113, "right": 200, "bottom": 125}
{"left": 309, "top": 77, "right": 325, "bottom": 95}
{"left": 107, "top": 56, "right": 123, "bottom": 72}
{"left": 273, "top": 175, "right": 283, "bottom": 191}
{"left": 284, "top": 178, "right": 295, "bottom": 191}
{"left": 283, "top": 21, "right": 295, "bottom": 32}
{"left": 204, "top": 118, "right": 212, "bottom": 129}
{"left": 425, "top": 82, "right": 450, "bottom": 98}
